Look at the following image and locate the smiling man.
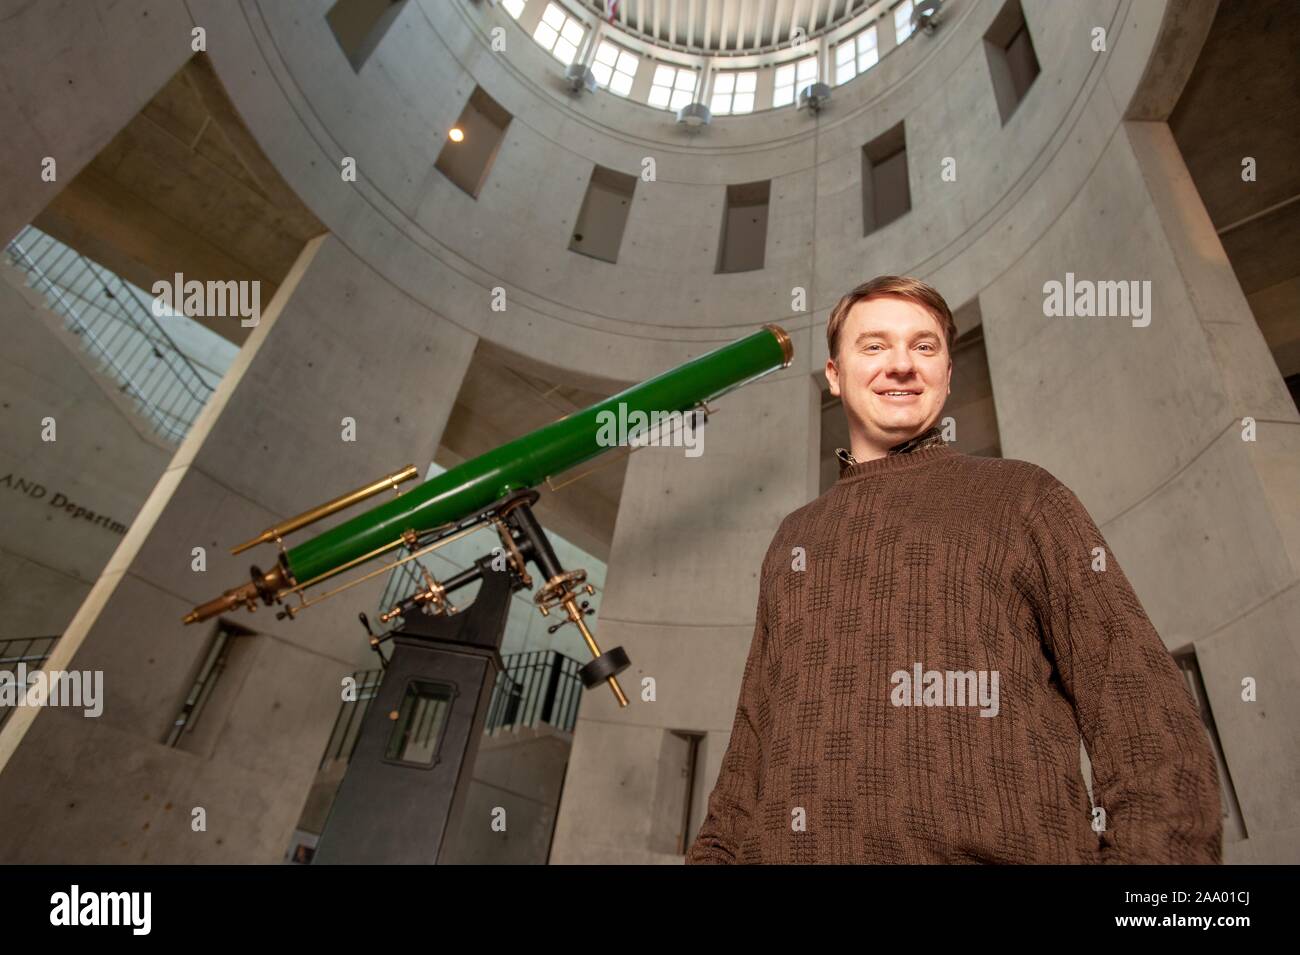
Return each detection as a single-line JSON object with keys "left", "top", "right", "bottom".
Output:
{"left": 686, "top": 275, "right": 1223, "bottom": 865}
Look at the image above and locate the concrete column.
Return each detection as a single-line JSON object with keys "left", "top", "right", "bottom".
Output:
{"left": 548, "top": 369, "right": 820, "bottom": 863}
{"left": 979, "top": 121, "right": 1300, "bottom": 862}
{"left": 0, "top": 235, "right": 478, "bottom": 862}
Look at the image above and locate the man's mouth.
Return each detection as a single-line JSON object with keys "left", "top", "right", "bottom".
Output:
{"left": 875, "top": 389, "right": 922, "bottom": 400}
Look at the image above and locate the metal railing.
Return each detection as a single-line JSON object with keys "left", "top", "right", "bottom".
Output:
{"left": 3, "top": 226, "right": 216, "bottom": 443}
{"left": 485, "top": 650, "right": 583, "bottom": 735}
{"left": 320, "top": 669, "right": 385, "bottom": 768}
{"left": 320, "top": 651, "right": 583, "bottom": 768}
{"left": 0, "top": 636, "right": 60, "bottom": 731}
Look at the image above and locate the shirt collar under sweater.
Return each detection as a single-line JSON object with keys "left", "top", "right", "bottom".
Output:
{"left": 835, "top": 424, "right": 949, "bottom": 479}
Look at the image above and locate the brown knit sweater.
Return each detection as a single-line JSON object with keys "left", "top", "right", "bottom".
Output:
{"left": 686, "top": 444, "right": 1223, "bottom": 864}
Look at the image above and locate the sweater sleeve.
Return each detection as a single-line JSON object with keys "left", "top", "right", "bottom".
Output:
{"left": 684, "top": 581, "right": 770, "bottom": 864}
{"left": 1023, "top": 478, "right": 1223, "bottom": 864}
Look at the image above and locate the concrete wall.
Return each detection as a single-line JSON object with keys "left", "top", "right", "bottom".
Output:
{"left": 0, "top": 235, "right": 477, "bottom": 862}
{"left": 0, "top": 0, "right": 1294, "bottom": 862}
{"left": 0, "top": 264, "right": 172, "bottom": 641}
{"left": 440, "top": 724, "right": 572, "bottom": 865}
{"left": 550, "top": 373, "right": 821, "bottom": 863}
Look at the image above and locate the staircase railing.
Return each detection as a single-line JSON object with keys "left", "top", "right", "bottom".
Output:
{"left": 3, "top": 226, "right": 216, "bottom": 443}
{"left": 320, "top": 651, "right": 582, "bottom": 769}
{"left": 0, "top": 635, "right": 59, "bottom": 732}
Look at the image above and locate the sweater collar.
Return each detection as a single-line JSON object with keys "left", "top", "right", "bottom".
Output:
{"left": 835, "top": 425, "right": 952, "bottom": 480}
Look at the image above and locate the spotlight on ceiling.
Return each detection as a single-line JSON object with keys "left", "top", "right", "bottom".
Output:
{"left": 448, "top": 127, "right": 465, "bottom": 143}
{"left": 798, "top": 82, "right": 832, "bottom": 114}
{"left": 675, "top": 102, "right": 712, "bottom": 130}
{"left": 564, "top": 61, "right": 598, "bottom": 94}
{"left": 911, "top": 0, "right": 945, "bottom": 35}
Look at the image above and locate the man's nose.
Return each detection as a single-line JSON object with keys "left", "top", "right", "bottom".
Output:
{"left": 885, "top": 345, "right": 916, "bottom": 375}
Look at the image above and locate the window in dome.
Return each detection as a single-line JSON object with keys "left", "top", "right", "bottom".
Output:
{"left": 534, "top": 1, "right": 586, "bottom": 66}
{"left": 502, "top": 0, "right": 527, "bottom": 18}
{"left": 709, "top": 71, "right": 756, "bottom": 115}
{"left": 592, "top": 40, "right": 639, "bottom": 96}
{"left": 861, "top": 121, "right": 911, "bottom": 235}
{"left": 835, "top": 26, "right": 879, "bottom": 85}
{"left": 773, "top": 57, "right": 817, "bottom": 109}
{"left": 326, "top": 0, "right": 409, "bottom": 72}
{"left": 435, "top": 87, "right": 513, "bottom": 199}
{"left": 648, "top": 64, "right": 698, "bottom": 111}
{"left": 984, "top": 0, "right": 1040, "bottom": 125}
{"left": 716, "top": 180, "right": 770, "bottom": 274}
{"left": 894, "top": 0, "right": 916, "bottom": 45}
{"left": 569, "top": 165, "right": 637, "bottom": 264}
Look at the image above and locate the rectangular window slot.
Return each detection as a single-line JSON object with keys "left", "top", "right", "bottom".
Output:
{"left": 984, "top": 0, "right": 1041, "bottom": 125}
{"left": 434, "top": 87, "right": 513, "bottom": 199}
{"left": 1172, "top": 648, "right": 1247, "bottom": 842}
{"left": 327, "top": 0, "right": 408, "bottom": 72}
{"left": 569, "top": 165, "right": 637, "bottom": 264}
{"left": 716, "top": 180, "right": 770, "bottom": 274}
{"left": 862, "top": 122, "right": 911, "bottom": 235}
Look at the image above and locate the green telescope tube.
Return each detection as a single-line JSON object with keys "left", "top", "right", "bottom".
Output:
{"left": 284, "top": 324, "right": 793, "bottom": 585}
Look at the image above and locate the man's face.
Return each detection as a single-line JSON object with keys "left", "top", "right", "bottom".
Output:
{"left": 825, "top": 296, "right": 952, "bottom": 451}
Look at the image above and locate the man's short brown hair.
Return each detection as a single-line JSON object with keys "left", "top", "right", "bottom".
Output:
{"left": 826, "top": 275, "right": 957, "bottom": 361}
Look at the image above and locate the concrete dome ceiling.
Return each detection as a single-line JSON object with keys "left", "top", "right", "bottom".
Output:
{"left": 578, "top": 0, "right": 879, "bottom": 55}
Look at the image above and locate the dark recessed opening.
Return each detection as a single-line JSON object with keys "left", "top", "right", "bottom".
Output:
{"left": 983, "top": 0, "right": 1040, "bottom": 125}
{"left": 716, "top": 180, "right": 771, "bottom": 273}
{"left": 862, "top": 122, "right": 911, "bottom": 235}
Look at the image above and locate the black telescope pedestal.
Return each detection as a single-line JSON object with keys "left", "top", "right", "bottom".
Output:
{"left": 309, "top": 490, "right": 628, "bottom": 865}
{"left": 310, "top": 554, "right": 512, "bottom": 865}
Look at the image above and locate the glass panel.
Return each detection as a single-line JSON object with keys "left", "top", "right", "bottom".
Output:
{"left": 895, "top": 0, "right": 914, "bottom": 44}
{"left": 592, "top": 61, "right": 613, "bottom": 85}
{"left": 617, "top": 51, "right": 638, "bottom": 74}
{"left": 736, "top": 71, "right": 756, "bottom": 92}
{"left": 714, "top": 72, "right": 735, "bottom": 93}
{"left": 711, "top": 92, "right": 731, "bottom": 113}
{"left": 654, "top": 64, "right": 675, "bottom": 85}
{"left": 560, "top": 19, "right": 584, "bottom": 44}
{"left": 554, "top": 38, "right": 577, "bottom": 63}
{"left": 596, "top": 41, "right": 618, "bottom": 65}
{"left": 542, "top": 2, "right": 565, "bottom": 29}
{"left": 385, "top": 681, "right": 454, "bottom": 766}
{"left": 503, "top": 0, "right": 526, "bottom": 18}
{"left": 534, "top": 22, "right": 558, "bottom": 48}
{"left": 733, "top": 92, "right": 754, "bottom": 113}
{"left": 610, "top": 72, "right": 633, "bottom": 96}
{"left": 650, "top": 86, "right": 672, "bottom": 108}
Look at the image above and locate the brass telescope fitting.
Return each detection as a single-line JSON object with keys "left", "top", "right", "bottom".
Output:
{"left": 182, "top": 564, "right": 291, "bottom": 625}
{"left": 762, "top": 323, "right": 794, "bottom": 368}
{"left": 230, "top": 465, "right": 419, "bottom": 555}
